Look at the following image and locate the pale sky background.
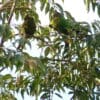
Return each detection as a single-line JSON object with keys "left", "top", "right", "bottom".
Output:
{"left": 1, "top": 0, "right": 100, "bottom": 100}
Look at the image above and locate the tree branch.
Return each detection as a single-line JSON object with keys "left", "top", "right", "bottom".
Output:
{"left": 41, "top": 57, "right": 69, "bottom": 62}
{"left": 8, "top": 0, "right": 17, "bottom": 24}
{"left": 33, "top": 35, "right": 51, "bottom": 45}
{"left": 0, "top": 7, "right": 30, "bottom": 12}
{"left": 0, "top": 67, "right": 6, "bottom": 72}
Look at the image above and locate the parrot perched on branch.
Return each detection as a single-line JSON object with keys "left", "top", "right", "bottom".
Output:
{"left": 49, "top": 11, "right": 70, "bottom": 35}
{"left": 49, "top": 10, "right": 72, "bottom": 49}
{"left": 49, "top": 10, "right": 90, "bottom": 39}
{"left": 23, "top": 15, "right": 36, "bottom": 38}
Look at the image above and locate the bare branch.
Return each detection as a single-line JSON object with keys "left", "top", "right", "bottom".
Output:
{"left": 0, "top": 0, "right": 13, "bottom": 11}
{"left": 0, "top": 7, "right": 30, "bottom": 12}
{"left": 8, "top": 0, "right": 17, "bottom": 24}
{"left": 33, "top": 35, "right": 50, "bottom": 45}
{"left": 0, "top": 67, "right": 6, "bottom": 72}
{"left": 42, "top": 57, "right": 69, "bottom": 62}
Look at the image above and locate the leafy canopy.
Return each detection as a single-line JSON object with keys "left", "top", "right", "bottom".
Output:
{"left": 0, "top": 0, "right": 100, "bottom": 100}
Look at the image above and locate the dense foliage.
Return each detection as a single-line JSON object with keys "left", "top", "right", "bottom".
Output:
{"left": 0, "top": 0, "right": 100, "bottom": 100}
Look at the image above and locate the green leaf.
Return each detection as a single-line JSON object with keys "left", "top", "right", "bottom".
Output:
{"left": 95, "top": 33, "right": 100, "bottom": 48}
{"left": 15, "top": 11, "right": 20, "bottom": 20}
{"left": 91, "top": 1, "right": 96, "bottom": 11}
{"left": 3, "top": 74, "right": 12, "bottom": 80}
{"left": 40, "top": 92, "right": 50, "bottom": 99}
{"left": 40, "top": 0, "right": 46, "bottom": 11}
{"left": 45, "top": 3, "right": 50, "bottom": 14}
{"left": 54, "top": 3, "right": 63, "bottom": 13}
{"left": 0, "top": 24, "right": 13, "bottom": 40}
{"left": 64, "top": 11, "right": 75, "bottom": 21}
{"left": 55, "top": 93, "right": 63, "bottom": 99}
{"left": 21, "top": 89, "right": 25, "bottom": 99}
{"left": 97, "top": 5, "right": 100, "bottom": 17}
{"left": 45, "top": 47, "right": 50, "bottom": 56}
{"left": 84, "top": 0, "right": 90, "bottom": 11}
{"left": 62, "top": 0, "right": 64, "bottom": 3}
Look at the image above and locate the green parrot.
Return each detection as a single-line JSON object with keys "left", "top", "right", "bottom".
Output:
{"left": 49, "top": 10, "right": 90, "bottom": 51}
{"left": 23, "top": 15, "right": 36, "bottom": 38}
{"left": 49, "top": 11, "right": 72, "bottom": 49}
{"left": 49, "top": 11, "right": 70, "bottom": 35}
{"left": 49, "top": 10, "right": 89, "bottom": 35}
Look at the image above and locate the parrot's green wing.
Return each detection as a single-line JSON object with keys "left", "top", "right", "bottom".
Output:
{"left": 50, "top": 15, "right": 67, "bottom": 34}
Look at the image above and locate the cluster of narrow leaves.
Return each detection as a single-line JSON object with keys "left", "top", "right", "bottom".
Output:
{"left": 0, "top": 0, "right": 100, "bottom": 100}
{"left": 84, "top": 0, "right": 100, "bottom": 16}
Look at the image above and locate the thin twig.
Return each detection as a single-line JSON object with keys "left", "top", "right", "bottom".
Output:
{"left": 33, "top": 35, "right": 50, "bottom": 45}
{"left": 8, "top": 0, "right": 17, "bottom": 24}
{"left": 0, "top": 67, "right": 6, "bottom": 72}
{"left": 0, "top": 7, "right": 30, "bottom": 12}
{"left": 0, "top": 37, "right": 4, "bottom": 47}
{"left": 42, "top": 57, "right": 69, "bottom": 62}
